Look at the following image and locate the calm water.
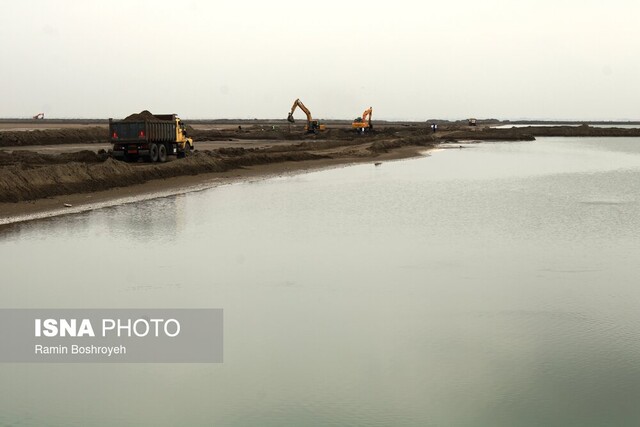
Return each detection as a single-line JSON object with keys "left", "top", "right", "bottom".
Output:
{"left": 2, "top": 137, "right": 640, "bottom": 426}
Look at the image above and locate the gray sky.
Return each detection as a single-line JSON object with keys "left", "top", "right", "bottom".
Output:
{"left": 2, "top": 0, "right": 639, "bottom": 121}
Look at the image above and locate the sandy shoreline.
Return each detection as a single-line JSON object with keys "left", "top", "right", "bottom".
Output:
{"left": 0, "top": 145, "right": 429, "bottom": 226}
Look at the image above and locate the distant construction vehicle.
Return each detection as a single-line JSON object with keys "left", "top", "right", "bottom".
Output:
{"left": 287, "top": 98, "right": 326, "bottom": 134}
{"left": 109, "top": 112, "right": 193, "bottom": 163}
{"left": 468, "top": 118, "right": 477, "bottom": 126}
{"left": 32, "top": 113, "right": 44, "bottom": 120}
{"left": 352, "top": 107, "right": 373, "bottom": 134}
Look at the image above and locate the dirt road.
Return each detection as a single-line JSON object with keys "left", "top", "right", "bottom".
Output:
{"left": 0, "top": 139, "right": 307, "bottom": 155}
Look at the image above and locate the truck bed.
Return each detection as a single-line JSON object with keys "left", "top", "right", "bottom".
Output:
{"left": 109, "top": 120, "right": 176, "bottom": 143}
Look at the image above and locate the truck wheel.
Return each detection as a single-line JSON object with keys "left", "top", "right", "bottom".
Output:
{"left": 158, "top": 144, "right": 167, "bottom": 163}
{"left": 149, "top": 143, "right": 159, "bottom": 163}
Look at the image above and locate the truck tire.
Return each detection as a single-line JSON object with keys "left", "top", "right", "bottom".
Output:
{"left": 149, "top": 143, "right": 159, "bottom": 163}
{"left": 158, "top": 144, "right": 168, "bottom": 163}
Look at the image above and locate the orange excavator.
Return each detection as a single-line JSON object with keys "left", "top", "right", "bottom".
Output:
{"left": 287, "top": 98, "right": 326, "bottom": 134}
{"left": 32, "top": 113, "right": 45, "bottom": 120}
{"left": 352, "top": 107, "right": 372, "bottom": 133}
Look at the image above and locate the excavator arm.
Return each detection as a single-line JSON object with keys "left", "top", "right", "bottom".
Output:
{"left": 287, "top": 98, "right": 313, "bottom": 123}
{"left": 352, "top": 106, "right": 373, "bottom": 133}
{"left": 362, "top": 107, "right": 372, "bottom": 124}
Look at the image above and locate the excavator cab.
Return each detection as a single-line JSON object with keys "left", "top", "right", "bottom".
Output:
{"left": 306, "top": 120, "right": 322, "bottom": 134}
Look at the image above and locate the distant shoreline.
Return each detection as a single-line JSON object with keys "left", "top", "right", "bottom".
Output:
{"left": 2, "top": 118, "right": 639, "bottom": 127}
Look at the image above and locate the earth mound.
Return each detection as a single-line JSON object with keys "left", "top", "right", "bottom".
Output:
{"left": 123, "top": 110, "right": 161, "bottom": 122}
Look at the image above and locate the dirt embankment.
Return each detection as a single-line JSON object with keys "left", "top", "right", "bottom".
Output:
{"left": 442, "top": 125, "right": 640, "bottom": 142}
{"left": 0, "top": 133, "right": 435, "bottom": 204}
{"left": 525, "top": 125, "right": 640, "bottom": 137}
{"left": 188, "top": 125, "right": 398, "bottom": 142}
{"left": 0, "top": 127, "right": 107, "bottom": 147}
{"left": 0, "top": 120, "right": 419, "bottom": 146}
{"left": 0, "top": 151, "right": 326, "bottom": 203}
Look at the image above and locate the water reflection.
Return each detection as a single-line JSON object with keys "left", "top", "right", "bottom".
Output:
{"left": 1, "top": 192, "right": 190, "bottom": 243}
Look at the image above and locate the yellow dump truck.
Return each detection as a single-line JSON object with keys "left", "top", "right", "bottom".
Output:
{"left": 110, "top": 112, "right": 193, "bottom": 162}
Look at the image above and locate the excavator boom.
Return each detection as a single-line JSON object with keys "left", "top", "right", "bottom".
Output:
{"left": 287, "top": 98, "right": 325, "bottom": 134}
{"left": 362, "top": 107, "right": 372, "bottom": 123}
{"left": 287, "top": 98, "right": 313, "bottom": 123}
{"left": 352, "top": 107, "right": 373, "bottom": 133}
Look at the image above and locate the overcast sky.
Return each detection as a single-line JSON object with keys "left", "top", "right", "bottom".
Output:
{"left": 1, "top": 0, "right": 639, "bottom": 121}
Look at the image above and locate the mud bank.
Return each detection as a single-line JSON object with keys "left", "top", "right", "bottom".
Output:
{"left": 0, "top": 121, "right": 436, "bottom": 147}
{"left": 443, "top": 125, "right": 640, "bottom": 142}
{"left": 0, "top": 127, "right": 106, "bottom": 147}
{"left": 0, "top": 150, "right": 331, "bottom": 203}
{"left": 0, "top": 136, "right": 435, "bottom": 222}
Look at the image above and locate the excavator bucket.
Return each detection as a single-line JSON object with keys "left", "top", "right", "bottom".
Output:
{"left": 287, "top": 113, "right": 295, "bottom": 123}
